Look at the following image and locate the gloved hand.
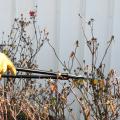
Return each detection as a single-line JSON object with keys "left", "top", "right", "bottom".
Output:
{"left": 0, "top": 52, "right": 16, "bottom": 79}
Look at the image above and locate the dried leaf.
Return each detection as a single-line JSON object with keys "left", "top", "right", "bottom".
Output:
{"left": 91, "top": 79, "right": 98, "bottom": 85}
{"left": 50, "top": 84, "right": 57, "bottom": 92}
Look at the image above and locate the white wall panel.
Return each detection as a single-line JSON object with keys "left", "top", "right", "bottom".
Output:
{"left": 0, "top": 0, "right": 119, "bottom": 75}
{"left": 111, "top": 0, "right": 120, "bottom": 72}
{"left": 84, "top": 0, "right": 114, "bottom": 74}
{"left": 0, "top": 0, "right": 15, "bottom": 33}
{"left": 58, "top": 0, "right": 85, "bottom": 71}
{"left": 36, "top": 0, "right": 59, "bottom": 70}
{"left": 15, "top": 0, "right": 34, "bottom": 17}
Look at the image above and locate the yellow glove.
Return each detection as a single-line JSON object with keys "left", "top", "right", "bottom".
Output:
{"left": 0, "top": 52, "right": 16, "bottom": 79}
